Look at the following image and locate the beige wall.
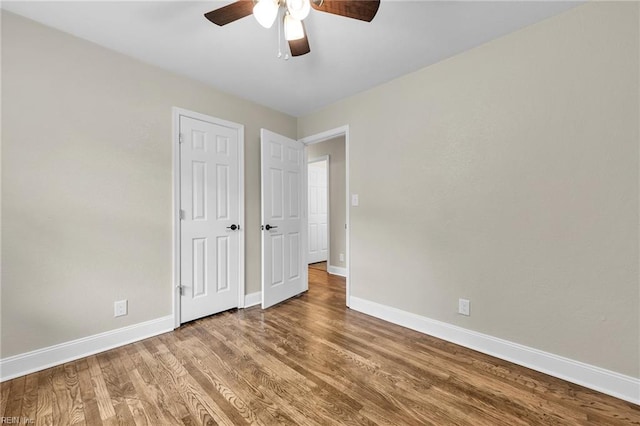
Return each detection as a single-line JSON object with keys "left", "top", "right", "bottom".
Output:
{"left": 1, "top": 12, "right": 296, "bottom": 358}
{"left": 298, "top": 2, "right": 640, "bottom": 377}
{"left": 307, "top": 137, "right": 347, "bottom": 269}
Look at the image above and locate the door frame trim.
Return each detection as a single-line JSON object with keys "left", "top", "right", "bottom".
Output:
{"left": 307, "top": 155, "right": 330, "bottom": 265}
{"left": 172, "top": 107, "right": 245, "bottom": 328}
{"left": 299, "top": 125, "right": 350, "bottom": 306}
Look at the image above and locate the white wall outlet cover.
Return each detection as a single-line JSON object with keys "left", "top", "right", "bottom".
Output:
{"left": 114, "top": 299, "right": 128, "bottom": 317}
{"left": 351, "top": 194, "right": 359, "bottom": 206}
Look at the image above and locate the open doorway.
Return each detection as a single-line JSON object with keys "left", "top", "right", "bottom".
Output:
{"left": 301, "top": 125, "right": 350, "bottom": 305}
{"left": 305, "top": 134, "right": 347, "bottom": 276}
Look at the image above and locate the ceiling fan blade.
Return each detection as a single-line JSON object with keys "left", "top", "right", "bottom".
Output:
{"left": 311, "top": 0, "right": 380, "bottom": 22}
{"left": 204, "top": 1, "right": 254, "bottom": 26}
{"left": 288, "top": 24, "right": 311, "bottom": 57}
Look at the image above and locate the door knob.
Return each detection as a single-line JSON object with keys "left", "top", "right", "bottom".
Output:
{"left": 264, "top": 224, "right": 278, "bottom": 231}
{"left": 226, "top": 224, "right": 239, "bottom": 231}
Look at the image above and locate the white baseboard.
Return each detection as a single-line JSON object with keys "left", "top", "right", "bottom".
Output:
{"left": 327, "top": 265, "right": 347, "bottom": 277}
{"left": 0, "top": 315, "right": 174, "bottom": 382}
{"left": 349, "top": 296, "right": 640, "bottom": 405}
{"left": 244, "top": 291, "right": 261, "bottom": 308}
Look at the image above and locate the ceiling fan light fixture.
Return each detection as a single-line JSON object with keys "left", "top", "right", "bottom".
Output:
{"left": 284, "top": 14, "right": 305, "bottom": 41}
{"left": 253, "top": 0, "right": 279, "bottom": 28}
{"left": 203, "top": 0, "right": 380, "bottom": 58}
{"left": 286, "top": 0, "right": 311, "bottom": 21}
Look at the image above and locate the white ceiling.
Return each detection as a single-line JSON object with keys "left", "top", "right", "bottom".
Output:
{"left": 2, "top": 1, "right": 580, "bottom": 117}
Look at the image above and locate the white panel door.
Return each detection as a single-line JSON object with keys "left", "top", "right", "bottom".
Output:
{"left": 180, "top": 116, "right": 241, "bottom": 323}
{"left": 308, "top": 159, "right": 328, "bottom": 264}
{"left": 261, "top": 129, "right": 307, "bottom": 309}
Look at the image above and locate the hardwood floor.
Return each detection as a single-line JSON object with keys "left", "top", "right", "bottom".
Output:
{"left": 2, "top": 268, "right": 639, "bottom": 425}
{"left": 308, "top": 261, "right": 327, "bottom": 272}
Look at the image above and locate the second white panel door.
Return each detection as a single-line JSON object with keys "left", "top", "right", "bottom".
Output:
{"left": 260, "top": 129, "right": 307, "bottom": 309}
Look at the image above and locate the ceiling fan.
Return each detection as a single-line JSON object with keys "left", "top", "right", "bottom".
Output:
{"left": 204, "top": 0, "right": 380, "bottom": 57}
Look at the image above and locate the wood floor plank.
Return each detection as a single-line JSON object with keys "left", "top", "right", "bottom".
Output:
{"left": 50, "top": 366, "right": 72, "bottom": 425}
{"left": 100, "top": 348, "right": 151, "bottom": 425}
{"left": 3, "top": 375, "right": 25, "bottom": 419}
{"left": 0, "top": 380, "right": 11, "bottom": 419}
{"left": 113, "top": 400, "right": 135, "bottom": 425}
{"left": 97, "top": 351, "right": 135, "bottom": 405}
{"left": 20, "top": 374, "right": 39, "bottom": 423}
{"left": 75, "top": 358, "right": 103, "bottom": 426}
{"left": 132, "top": 342, "right": 189, "bottom": 421}
{"left": 2, "top": 267, "right": 640, "bottom": 425}
{"left": 63, "top": 363, "right": 86, "bottom": 425}
{"left": 35, "top": 367, "right": 54, "bottom": 426}
{"left": 126, "top": 342, "right": 185, "bottom": 425}
{"left": 86, "top": 355, "right": 116, "bottom": 422}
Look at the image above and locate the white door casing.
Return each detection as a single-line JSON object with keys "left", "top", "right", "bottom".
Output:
{"left": 177, "top": 111, "right": 244, "bottom": 324}
{"left": 260, "top": 129, "right": 307, "bottom": 309}
{"left": 308, "top": 158, "right": 328, "bottom": 264}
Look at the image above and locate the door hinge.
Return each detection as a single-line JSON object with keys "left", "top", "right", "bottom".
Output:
{"left": 176, "top": 285, "right": 184, "bottom": 296}
{"left": 179, "top": 209, "right": 186, "bottom": 220}
{"left": 179, "top": 133, "right": 184, "bottom": 144}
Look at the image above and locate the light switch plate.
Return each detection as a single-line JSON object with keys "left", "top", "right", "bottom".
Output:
{"left": 351, "top": 194, "right": 359, "bottom": 206}
{"left": 458, "top": 299, "right": 470, "bottom": 316}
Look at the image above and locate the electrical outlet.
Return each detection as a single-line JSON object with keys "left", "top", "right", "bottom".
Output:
{"left": 114, "top": 300, "right": 128, "bottom": 317}
{"left": 458, "top": 298, "right": 470, "bottom": 316}
{"left": 339, "top": 253, "right": 345, "bottom": 262}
